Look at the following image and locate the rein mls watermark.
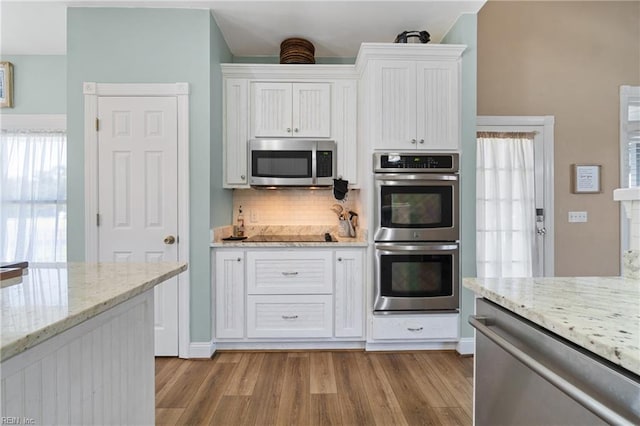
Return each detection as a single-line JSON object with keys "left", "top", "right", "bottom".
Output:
{"left": 1, "top": 418, "right": 35, "bottom": 425}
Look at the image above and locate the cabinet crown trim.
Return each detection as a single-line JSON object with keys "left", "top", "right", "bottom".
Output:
{"left": 355, "top": 43, "right": 466, "bottom": 74}
{"left": 222, "top": 63, "right": 358, "bottom": 80}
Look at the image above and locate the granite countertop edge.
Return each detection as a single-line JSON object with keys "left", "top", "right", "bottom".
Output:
{"left": 463, "top": 276, "right": 640, "bottom": 377}
{"left": 210, "top": 225, "right": 369, "bottom": 248}
{"left": 1, "top": 262, "right": 188, "bottom": 362}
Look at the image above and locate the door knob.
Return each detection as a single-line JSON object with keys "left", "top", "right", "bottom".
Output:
{"left": 164, "top": 235, "right": 176, "bottom": 245}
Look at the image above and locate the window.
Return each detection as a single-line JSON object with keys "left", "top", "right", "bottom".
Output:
{"left": 621, "top": 86, "right": 640, "bottom": 188}
{"left": 1, "top": 115, "right": 66, "bottom": 263}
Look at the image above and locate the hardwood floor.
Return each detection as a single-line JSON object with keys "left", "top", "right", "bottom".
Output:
{"left": 155, "top": 351, "right": 473, "bottom": 426}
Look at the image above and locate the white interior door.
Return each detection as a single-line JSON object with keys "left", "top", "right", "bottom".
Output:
{"left": 97, "top": 96, "right": 179, "bottom": 356}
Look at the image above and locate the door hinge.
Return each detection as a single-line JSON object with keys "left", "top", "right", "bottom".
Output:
{"left": 96, "top": 118, "right": 99, "bottom": 131}
{"left": 96, "top": 213, "right": 101, "bottom": 226}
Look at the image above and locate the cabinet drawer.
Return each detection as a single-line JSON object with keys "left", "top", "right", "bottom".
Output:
{"left": 246, "top": 251, "right": 333, "bottom": 294}
{"left": 371, "top": 314, "right": 459, "bottom": 340}
{"left": 247, "top": 295, "right": 333, "bottom": 338}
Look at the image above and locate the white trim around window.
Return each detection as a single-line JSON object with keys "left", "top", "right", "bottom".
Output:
{"left": 477, "top": 115, "right": 555, "bottom": 277}
{"left": 1, "top": 114, "right": 66, "bottom": 131}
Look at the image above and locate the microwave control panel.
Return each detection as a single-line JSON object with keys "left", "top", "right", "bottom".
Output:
{"left": 374, "top": 153, "right": 459, "bottom": 173}
{"left": 316, "top": 151, "right": 333, "bottom": 177}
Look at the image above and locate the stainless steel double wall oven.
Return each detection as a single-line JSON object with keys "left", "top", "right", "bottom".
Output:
{"left": 373, "top": 153, "right": 460, "bottom": 313}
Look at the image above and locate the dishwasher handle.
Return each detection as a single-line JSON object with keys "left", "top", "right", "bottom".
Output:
{"left": 469, "top": 315, "right": 636, "bottom": 426}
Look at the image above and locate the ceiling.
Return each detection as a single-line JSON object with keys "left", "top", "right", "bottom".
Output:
{"left": 0, "top": 0, "right": 485, "bottom": 57}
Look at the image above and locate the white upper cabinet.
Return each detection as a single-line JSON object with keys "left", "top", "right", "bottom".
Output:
{"left": 360, "top": 44, "right": 465, "bottom": 151}
{"left": 371, "top": 59, "right": 459, "bottom": 150}
{"left": 224, "top": 78, "right": 249, "bottom": 186}
{"left": 221, "top": 64, "right": 359, "bottom": 188}
{"left": 251, "top": 82, "right": 331, "bottom": 138}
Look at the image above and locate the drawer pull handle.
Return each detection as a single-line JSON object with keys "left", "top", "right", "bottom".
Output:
{"left": 407, "top": 327, "right": 424, "bottom": 332}
{"left": 282, "top": 315, "right": 298, "bottom": 320}
{"left": 282, "top": 272, "right": 299, "bottom": 277}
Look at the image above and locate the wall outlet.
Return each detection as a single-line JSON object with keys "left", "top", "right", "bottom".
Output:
{"left": 568, "top": 211, "right": 588, "bottom": 223}
{"left": 250, "top": 209, "right": 259, "bottom": 223}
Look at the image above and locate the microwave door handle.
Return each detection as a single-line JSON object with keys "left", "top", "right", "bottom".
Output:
{"left": 311, "top": 146, "right": 317, "bottom": 185}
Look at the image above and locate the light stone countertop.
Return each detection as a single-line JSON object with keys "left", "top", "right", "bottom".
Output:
{"left": 210, "top": 225, "right": 368, "bottom": 248}
{"left": 463, "top": 276, "right": 640, "bottom": 376}
{"left": 1, "top": 262, "right": 187, "bottom": 362}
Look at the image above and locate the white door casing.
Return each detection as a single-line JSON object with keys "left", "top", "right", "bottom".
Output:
{"left": 477, "top": 116, "right": 555, "bottom": 277}
{"left": 83, "top": 82, "right": 190, "bottom": 358}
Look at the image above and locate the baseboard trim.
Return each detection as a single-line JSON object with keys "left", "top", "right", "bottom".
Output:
{"left": 456, "top": 337, "right": 475, "bottom": 355}
{"left": 215, "top": 341, "right": 366, "bottom": 351}
{"left": 188, "top": 341, "right": 216, "bottom": 358}
{"left": 365, "top": 341, "right": 458, "bottom": 352}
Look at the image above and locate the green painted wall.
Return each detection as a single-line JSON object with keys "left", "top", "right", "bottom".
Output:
{"left": 210, "top": 15, "right": 233, "bottom": 227}
{"left": 0, "top": 55, "right": 66, "bottom": 114}
{"left": 233, "top": 56, "right": 356, "bottom": 64}
{"left": 442, "top": 14, "right": 477, "bottom": 339}
{"left": 67, "top": 7, "right": 228, "bottom": 342}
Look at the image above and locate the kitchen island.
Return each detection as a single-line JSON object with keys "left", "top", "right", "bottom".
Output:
{"left": 1, "top": 262, "right": 187, "bottom": 425}
{"left": 463, "top": 276, "right": 640, "bottom": 425}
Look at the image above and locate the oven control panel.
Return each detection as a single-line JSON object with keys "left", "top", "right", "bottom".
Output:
{"left": 374, "top": 153, "right": 459, "bottom": 173}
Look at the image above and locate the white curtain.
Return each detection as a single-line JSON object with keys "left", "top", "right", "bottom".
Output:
{"left": 476, "top": 132, "right": 535, "bottom": 278}
{"left": 1, "top": 130, "right": 67, "bottom": 263}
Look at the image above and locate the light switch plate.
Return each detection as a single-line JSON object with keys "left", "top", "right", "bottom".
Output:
{"left": 250, "top": 209, "right": 259, "bottom": 223}
{"left": 568, "top": 211, "right": 588, "bottom": 223}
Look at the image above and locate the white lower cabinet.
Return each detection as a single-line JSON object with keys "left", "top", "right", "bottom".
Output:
{"left": 334, "top": 250, "right": 364, "bottom": 338}
{"left": 247, "top": 295, "right": 333, "bottom": 338}
{"left": 370, "top": 313, "right": 459, "bottom": 341}
{"left": 214, "top": 248, "right": 365, "bottom": 343}
{"left": 215, "top": 251, "right": 245, "bottom": 339}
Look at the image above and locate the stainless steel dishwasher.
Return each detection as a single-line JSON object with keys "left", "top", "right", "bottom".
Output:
{"left": 470, "top": 299, "right": 640, "bottom": 426}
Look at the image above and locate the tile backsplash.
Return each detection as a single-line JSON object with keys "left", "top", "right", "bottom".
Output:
{"left": 232, "top": 188, "right": 361, "bottom": 226}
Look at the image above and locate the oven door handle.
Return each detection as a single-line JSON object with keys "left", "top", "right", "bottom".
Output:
{"left": 374, "top": 243, "right": 459, "bottom": 252}
{"left": 374, "top": 173, "right": 459, "bottom": 182}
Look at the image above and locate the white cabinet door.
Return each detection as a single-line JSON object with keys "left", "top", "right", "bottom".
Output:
{"left": 250, "top": 82, "right": 331, "bottom": 138}
{"left": 370, "top": 313, "right": 459, "bottom": 340}
{"left": 292, "top": 83, "right": 331, "bottom": 137}
{"left": 251, "top": 82, "right": 293, "bottom": 137}
{"left": 246, "top": 250, "right": 333, "bottom": 294}
{"left": 371, "top": 60, "right": 417, "bottom": 150}
{"left": 416, "top": 61, "right": 460, "bottom": 150}
{"left": 332, "top": 80, "right": 358, "bottom": 185}
{"left": 247, "top": 294, "right": 333, "bottom": 338}
{"left": 334, "top": 250, "right": 364, "bottom": 338}
{"left": 224, "top": 79, "right": 249, "bottom": 186}
{"left": 370, "top": 57, "right": 461, "bottom": 151}
{"left": 215, "top": 251, "right": 245, "bottom": 339}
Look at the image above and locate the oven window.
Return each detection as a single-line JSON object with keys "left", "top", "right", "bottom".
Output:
{"left": 381, "top": 186, "right": 452, "bottom": 228}
{"left": 252, "top": 150, "right": 311, "bottom": 178}
{"left": 380, "top": 254, "right": 453, "bottom": 297}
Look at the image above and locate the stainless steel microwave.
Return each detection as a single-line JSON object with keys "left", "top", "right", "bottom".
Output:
{"left": 249, "top": 139, "right": 336, "bottom": 187}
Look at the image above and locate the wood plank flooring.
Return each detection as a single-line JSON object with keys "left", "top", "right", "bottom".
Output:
{"left": 156, "top": 351, "right": 473, "bottom": 426}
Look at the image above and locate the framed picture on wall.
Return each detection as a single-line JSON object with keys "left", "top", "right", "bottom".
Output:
{"left": 571, "top": 164, "right": 601, "bottom": 193}
{"left": 0, "top": 61, "right": 14, "bottom": 108}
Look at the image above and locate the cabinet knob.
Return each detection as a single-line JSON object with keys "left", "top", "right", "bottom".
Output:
{"left": 287, "top": 128, "right": 292, "bottom": 133}
{"left": 237, "top": 257, "right": 242, "bottom": 262}
{"left": 411, "top": 139, "right": 417, "bottom": 144}
{"left": 240, "top": 175, "right": 245, "bottom": 180}
{"left": 419, "top": 139, "right": 425, "bottom": 144}
{"left": 294, "top": 128, "right": 299, "bottom": 133}
{"left": 164, "top": 235, "right": 176, "bottom": 245}
{"left": 337, "top": 257, "right": 343, "bottom": 262}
